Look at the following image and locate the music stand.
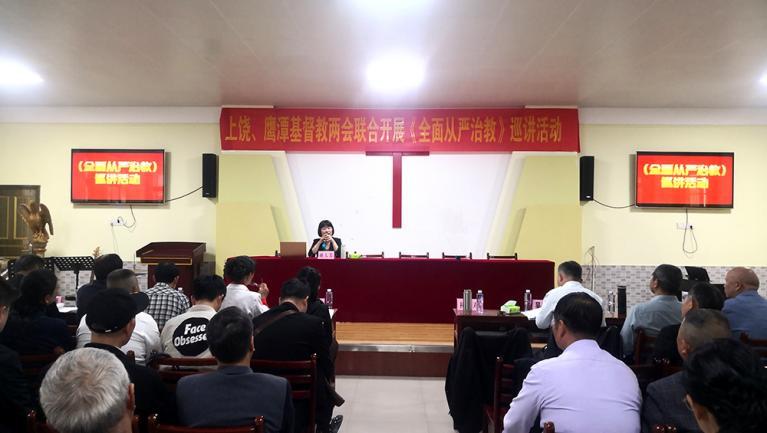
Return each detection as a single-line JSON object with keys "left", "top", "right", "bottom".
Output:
{"left": 52, "top": 256, "right": 95, "bottom": 290}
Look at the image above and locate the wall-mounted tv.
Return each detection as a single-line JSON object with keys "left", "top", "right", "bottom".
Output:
{"left": 636, "top": 151, "right": 734, "bottom": 208}
{"left": 71, "top": 149, "right": 165, "bottom": 204}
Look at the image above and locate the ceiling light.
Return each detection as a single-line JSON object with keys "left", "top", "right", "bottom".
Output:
{"left": 346, "top": 0, "right": 434, "bottom": 16}
{"left": 366, "top": 54, "right": 425, "bottom": 93}
{"left": 760, "top": 73, "right": 767, "bottom": 86}
{"left": 0, "top": 60, "right": 43, "bottom": 87}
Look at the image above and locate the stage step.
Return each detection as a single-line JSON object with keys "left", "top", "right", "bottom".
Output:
{"left": 335, "top": 322, "right": 453, "bottom": 377}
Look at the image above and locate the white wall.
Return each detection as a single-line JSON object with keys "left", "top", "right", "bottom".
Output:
{"left": 287, "top": 153, "right": 511, "bottom": 258}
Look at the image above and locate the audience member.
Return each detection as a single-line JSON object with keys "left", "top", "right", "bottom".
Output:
{"left": 6, "top": 254, "right": 45, "bottom": 289}
{"left": 722, "top": 267, "right": 767, "bottom": 339}
{"left": 652, "top": 282, "right": 725, "bottom": 366}
{"left": 176, "top": 307, "right": 293, "bottom": 433}
{"left": 642, "top": 309, "right": 731, "bottom": 433}
{"left": 0, "top": 278, "right": 33, "bottom": 433}
{"left": 252, "top": 278, "right": 339, "bottom": 433}
{"left": 40, "top": 348, "right": 135, "bottom": 433}
{"left": 683, "top": 338, "right": 767, "bottom": 433}
{"left": 145, "top": 262, "right": 190, "bottom": 331}
{"left": 161, "top": 275, "right": 226, "bottom": 358}
{"left": 82, "top": 287, "right": 174, "bottom": 423}
{"left": 76, "top": 253, "right": 123, "bottom": 319}
{"left": 621, "top": 264, "right": 683, "bottom": 359}
{"left": 0, "top": 269, "right": 74, "bottom": 354}
{"left": 77, "top": 269, "right": 161, "bottom": 365}
{"left": 503, "top": 292, "right": 641, "bottom": 433}
{"left": 296, "top": 266, "right": 333, "bottom": 347}
{"left": 536, "top": 261, "right": 604, "bottom": 330}
{"left": 220, "top": 256, "right": 269, "bottom": 319}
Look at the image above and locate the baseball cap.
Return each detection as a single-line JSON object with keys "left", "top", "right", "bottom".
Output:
{"left": 85, "top": 288, "right": 149, "bottom": 333}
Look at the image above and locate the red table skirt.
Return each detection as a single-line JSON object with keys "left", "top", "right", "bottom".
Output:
{"left": 249, "top": 257, "right": 554, "bottom": 323}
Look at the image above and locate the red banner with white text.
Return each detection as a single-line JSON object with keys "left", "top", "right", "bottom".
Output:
{"left": 220, "top": 107, "right": 579, "bottom": 152}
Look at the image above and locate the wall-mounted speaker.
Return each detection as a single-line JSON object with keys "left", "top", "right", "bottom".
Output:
{"left": 580, "top": 155, "right": 594, "bottom": 201}
{"left": 202, "top": 153, "right": 218, "bottom": 198}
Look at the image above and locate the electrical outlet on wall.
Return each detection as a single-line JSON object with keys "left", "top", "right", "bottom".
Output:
{"left": 110, "top": 216, "right": 125, "bottom": 226}
{"left": 676, "top": 222, "right": 693, "bottom": 230}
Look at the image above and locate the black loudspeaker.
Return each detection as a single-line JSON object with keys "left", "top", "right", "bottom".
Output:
{"left": 580, "top": 156, "right": 594, "bottom": 201}
{"left": 202, "top": 153, "right": 218, "bottom": 198}
{"left": 617, "top": 285, "right": 627, "bottom": 316}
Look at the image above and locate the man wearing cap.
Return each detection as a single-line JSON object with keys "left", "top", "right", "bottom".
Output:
{"left": 76, "top": 269, "right": 161, "bottom": 365}
{"left": 83, "top": 287, "right": 174, "bottom": 423}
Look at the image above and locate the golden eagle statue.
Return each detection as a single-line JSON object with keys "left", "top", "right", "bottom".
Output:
{"left": 18, "top": 201, "right": 54, "bottom": 255}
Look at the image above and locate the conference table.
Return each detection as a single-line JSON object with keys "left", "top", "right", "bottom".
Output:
{"left": 453, "top": 308, "right": 627, "bottom": 344}
{"left": 250, "top": 256, "right": 554, "bottom": 323}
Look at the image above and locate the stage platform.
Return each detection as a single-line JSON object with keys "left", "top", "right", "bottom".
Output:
{"left": 335, "top": 322, "right": 454, "bottom": 377}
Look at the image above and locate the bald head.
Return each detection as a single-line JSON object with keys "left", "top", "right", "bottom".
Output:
{"left": 106, "top": 269, "right": 139, "bottom": 294}
{"left": 724, "top": 267, "right": 759, "bottom": 299}
{"left": 676, "top": 309, "right": 731, "bottom": 360}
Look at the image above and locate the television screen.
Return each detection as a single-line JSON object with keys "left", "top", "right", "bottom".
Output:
{"left": 71, "top": 149, "right": 165, "bottom": 203}
{"left": 636, "top": 151, "right": 733, "bottom": 208}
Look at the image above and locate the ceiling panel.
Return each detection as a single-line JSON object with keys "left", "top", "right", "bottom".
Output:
{"left": 0, "top": 0, "right": 765, "bottom": 107}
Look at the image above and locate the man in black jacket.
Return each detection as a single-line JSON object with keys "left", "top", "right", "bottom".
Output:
{"left": 83, "top": 287, "right": 175, "bottom": 425}
{"left": 76, "top": 253, "right": 123, "bottom": 320}
{"left": 0, "top": 278, "right": 33, "bottom": 433}
{"left": 252, "top": 278, "right": 340, "bottom": 433}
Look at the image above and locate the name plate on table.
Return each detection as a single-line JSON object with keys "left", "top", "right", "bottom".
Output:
{"left": 456, "top": 298, "right": 478, "bottom": 312}
{"left": 317, "top": 251, "right": 335, "bottom": 260}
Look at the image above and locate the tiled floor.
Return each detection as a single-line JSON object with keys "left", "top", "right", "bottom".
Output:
{"left": 334, "top": 376, "right": 456, "bottom": 433}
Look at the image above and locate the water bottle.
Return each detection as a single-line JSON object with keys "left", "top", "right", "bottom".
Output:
{"left": 462, "top": 289, "right": 472, "bottom": 314}
{"left": 476, "top": 290, "right": 484, "bottom": 314}
{"left": 607, "top": 290, "right": 616, "bottom": 314}
{"left": 524, "top": 289, "right": 532, "bottom": 311}
{"left": 325, "top": 289, "right": 334, "bottom": 309}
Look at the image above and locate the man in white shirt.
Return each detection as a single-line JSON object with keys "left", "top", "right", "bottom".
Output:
{"left": 220, "top": 256, "right": 270, "bottom": 319}
{"left": 503, "top": 292, "right": 641, "bottom": 433}
{"left": 76, "top": 269, "right": 160, "bottom": 365}
{"left": 535, "top": 261, "right": 604, "bottom": 330}
{"left": 161, "top": 274, "right": 227, "bottom": 358}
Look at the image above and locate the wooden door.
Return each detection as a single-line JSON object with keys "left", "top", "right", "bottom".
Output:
{"left": 0, "top": 185, "right": 40, "bottom": 257}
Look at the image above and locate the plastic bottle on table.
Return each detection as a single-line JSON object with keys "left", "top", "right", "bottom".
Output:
{"left": 476, "top": 290, "right": 484, "bottom": 314}
{"left": 325, "top": 289, "right": 334, "bottom": 309}
{"left": 607, "top": 290, "right": 616, "bottom": 314}
{"left": 524, "top": 289, "right": 532, "bottom": 311}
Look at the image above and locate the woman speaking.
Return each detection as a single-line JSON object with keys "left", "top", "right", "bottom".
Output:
{"left": 309, "top": 220, "right": 342, "bottom": 258}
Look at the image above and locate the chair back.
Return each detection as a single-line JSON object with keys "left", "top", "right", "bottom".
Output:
{"left": 251, "top": 354, "right": 317, "bottom": 433}
{"left": 20, "top": 352, "right": 61, "bottom": 391}
{"left": 740, "top": 333, "right": 767, "bottom": 364}
{"left": 542, "top": 422, "right": 555, "bottom": 433}
{"left": 596, "top": 325, "right": 623, "bottom": 359}
{"left": 630, "top": 363, "right": 662, "bottom": 396}
{"left": 654, "top": 358, "right": 683, "bottom": 377}
{"left": 652, "top": 425, "right": 678, "bottom": 433}
{"left": 148, "top": 414, "right": 264, "bottom": 433}
{"left": 442, "top": 252, "right": 472, "bottom": 259}
{"left": 633, "top": 328, "right": 658, "bottom": 365}
{"left": 149, "top": 356, "right": 218, "bottom": 391}
{"left": 26, "top": 410, "right": 140, "bottom": 433}
{"left": 398, "top": 252, "right": 429, "bottom": 258}
{"left": 487, "top": 356, "right": 515, "bottom": 433}
{"left": 486, "top": 253, "right": 518, "bottom": 260}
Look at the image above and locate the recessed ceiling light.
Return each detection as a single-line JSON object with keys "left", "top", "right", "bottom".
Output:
{"left": 760, "top": 73, "right": 767, "bottom": 86}
{"left": 366, "top": 53, "right": 425, "bottom": 93}
{"left": 0, "top": 60, "right": 43, "bottom": 87}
